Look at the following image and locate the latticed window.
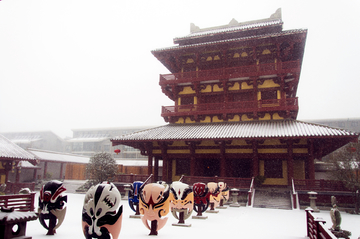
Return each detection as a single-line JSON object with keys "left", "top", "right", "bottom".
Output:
{"left": 264, "top": 159, "right": 283, "bottom": 178}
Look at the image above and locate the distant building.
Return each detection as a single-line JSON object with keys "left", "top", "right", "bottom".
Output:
{"left": 66, "top": 127, "right": 151, "bottom": 158}
{"left": 305, "top": 118, "right": 360, "bottom": 134}
{"left": 1, "top": 131, "right": 67, "bottom": 152}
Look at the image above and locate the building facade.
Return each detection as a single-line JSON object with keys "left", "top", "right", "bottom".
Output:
{"left": 111, "top": 9, "right": 359, "bottom": 185}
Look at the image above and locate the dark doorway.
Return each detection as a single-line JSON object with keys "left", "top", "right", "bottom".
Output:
{"left": 203, "top": 158, "right": 220, "bottom": 177}
{"left": 230, "top": 158, "right": 251, "bottom": 178}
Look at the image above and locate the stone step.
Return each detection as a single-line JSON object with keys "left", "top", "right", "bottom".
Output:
{"left": 253, "top": 188, "right": 292, "bottom": 210}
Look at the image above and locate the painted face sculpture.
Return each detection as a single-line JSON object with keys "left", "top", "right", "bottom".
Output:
{"left": 218, "top": 182, "right": 230, "bottom": 206}
{"left": 192, "top": 182, "right": 210, "bottom": 216}
{"left": 128, "top": 181, "right": 143, "bottom": 215}
{"left": 38, "top": 180, "right": 67, "bottom": 235}
{"left": 139, "top": 182, "right": 170, "bottom": 235}
{"left": 207, "top": 182, "right": 221, "bottom": 210}
{"left": 82, "top": 182, "right": 123, "bottom": 239}
{"left": 170, "top": 181, "right": 194, "bottom": 224}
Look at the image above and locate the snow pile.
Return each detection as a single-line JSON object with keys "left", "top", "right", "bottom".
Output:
{"left": 26, "top": 193, "right": 360, "bottom": 239}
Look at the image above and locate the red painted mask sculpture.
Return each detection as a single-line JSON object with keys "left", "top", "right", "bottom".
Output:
{"left": 82, "top": 182, "right": 123, "bottom": 239}
{"left": 38, "top": 180, "right": 67, "bottom": 235}
{"left": 139, "top": 182, "right": 170, "bottom": 235}
{"left": 207, "top": 182, "right": 221, "bottom": 210}
{"left": 170, "top": 181, "right": 194, "bottom": 224}
{"left": 218, "top": 182, "right": 230, "bottom": 206}
{"left": 192, "top": 182, "right": 210, "bottom": 216}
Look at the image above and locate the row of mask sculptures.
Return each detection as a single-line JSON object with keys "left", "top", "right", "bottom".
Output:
{"left": 38, "top": 179, "right": 230, "bottom": 238}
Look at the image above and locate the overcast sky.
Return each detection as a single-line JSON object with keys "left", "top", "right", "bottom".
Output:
{"left": 0, "top": 0, "right": 359, "bottom": 138}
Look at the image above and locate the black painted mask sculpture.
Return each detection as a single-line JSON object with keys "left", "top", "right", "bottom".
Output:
{"left": 38, "top": 180, "right": 67, "bottom": 235}
{"left": 82, "top": 182, "right": 123, "bottom": 239}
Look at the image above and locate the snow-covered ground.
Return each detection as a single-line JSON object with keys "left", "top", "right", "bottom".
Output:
{"left": 26, "top": 192, "right": 360, "bottom": 239}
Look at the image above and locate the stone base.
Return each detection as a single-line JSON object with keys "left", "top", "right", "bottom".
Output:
{"left": 217, "top": 206, "right": 227, "bottom": 209}
{"left": 230, "top": 203, "right": 241, "bottom": 207}
{"left": 129, "top": 214, "right": 141, "bottom": 219}
{"left": 330, "top": 229, "right": 351, "bottom": 239}
{"left": 192, "top": 215, "right": 208, "bottom": 219}
{"left": 172, "top": 223, "right": 191, "bottom": 227}
{"left": 206, "top": 210, "right": 219, "bottom": 213}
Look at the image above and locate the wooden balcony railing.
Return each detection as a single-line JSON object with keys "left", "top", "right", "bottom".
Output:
{"left": 159, "top": 60, "right": 300, "bottom": 84}
{"left": 293, "top": 179, "right": 352, "bottom": 192}
{"left": 162, "top": 98, "right": 298, "bottom": 117}
{"left": 306, "top": 208, "right": 337, "bottom": 239}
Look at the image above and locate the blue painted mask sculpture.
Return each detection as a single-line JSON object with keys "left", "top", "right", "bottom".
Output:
{"left": 170, "top": 181, "right": 194, "bottom": 225}
{"left": 128, "top": 181, "right": 143, "bottom": 216}
{"left": 192, "top": 182, "right": 210, "bottom": 216}
{"left": 139, "top": 182, "right": 170, "bottom": 235}
{"left": 38, "top": 180, "right": 67, "bottom": 235}
{"left": 82, "top": 182, "right": 123, "bottom": 239}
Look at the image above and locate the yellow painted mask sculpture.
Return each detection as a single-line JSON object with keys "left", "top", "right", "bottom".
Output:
{"left": 207, "top": 182, "right": 221, "bottom": 210}
{"left": 139, "top": 182, "right": 170, "bottom": 235}
{"left": 169, "top": 181, "right": 194, "bottom": 225}
{"left": 218, "top": 182, "right": 230, "bottom": 206}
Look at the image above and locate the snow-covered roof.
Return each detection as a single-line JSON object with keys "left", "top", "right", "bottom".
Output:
{"left": 29, "top": 149, "right": 90, "bottom": 164}
{"left": 28, "top": 149, "right": 157, "bottom": 167}
{"left": 0, "top": 134, "right": 38, "bottom": 162}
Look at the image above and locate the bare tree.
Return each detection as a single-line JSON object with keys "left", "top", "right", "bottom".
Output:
{"left": 327, "top": 142, "right": 360, "bottom": 191}
{"left": 86, "top": 152, "right": 117, "bottom": 185}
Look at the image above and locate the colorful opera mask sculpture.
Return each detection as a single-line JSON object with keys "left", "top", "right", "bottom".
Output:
{"left": 192, "top": 182, "right": 210, "bottom": 216}
{"left": 82, "top": 182, "right": 123, "bottom": 239}
{"left": 128, "top": 181, "right": 143, "bottom": 215}
{"left": 38, "top": 180, "right": 67, "bottom": 235}
{"left": 207, "top": 182, "right": 221, "bottom": 210}
{"left": 218, "top": 182, "right": 230, "bottom": 206}
{"left": 169, "top": 181, "right": 194, "bottom": 224}
{"left": 139, "top": 182, "right": 170, "bottom": 235}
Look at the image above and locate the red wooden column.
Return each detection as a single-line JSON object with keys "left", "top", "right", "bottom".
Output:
{"left": 145, "top": 143, "right": 153, "bottom": 176}
{"left": 160, "top": 142, "right": 171, "bottom": 182}
{"left": 60, "top": 162, "right": 64, "bottom": 180}
{"left": 252, "top": 141, "right": 259, "bottom": 177}
{"left": 43, "top": 161, "right": 48, "bottom": 179}
{"left": 154, "top": 157, "right": 159, "bottom": 181}
{"left": 287, "top": 140, "right": 294, "bottom": 185}
{"left": 187, "top": 142, "right": 196, "bottom": 177}
{"left": 219, "top": 141, "right": 226, "bottom": 177}
{"left": 307, "top": 139, "right": 315, "bottom": 180}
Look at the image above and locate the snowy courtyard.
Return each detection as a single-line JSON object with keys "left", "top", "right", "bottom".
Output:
{"left": 26, "top": 192, "right": 360, "bottom": 239}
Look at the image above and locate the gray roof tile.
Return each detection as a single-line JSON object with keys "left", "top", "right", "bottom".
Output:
{"left": 111, "top": 120, "right": 359, "bottom": 142}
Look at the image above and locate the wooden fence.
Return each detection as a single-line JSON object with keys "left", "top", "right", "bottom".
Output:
{"left": 306, "top": 208, "right": 337, "bottom": 239}
{"left": 113, "top": 174, "right": 161, "bottom": 184}
{"left": 182, "top": 176, "right": 252, "bottom": 189}
{"left": 0, "top": 192, "right": 36, "bottom": 212}
{"left": 5, "top": 182, "right": 35, "bottom": 195}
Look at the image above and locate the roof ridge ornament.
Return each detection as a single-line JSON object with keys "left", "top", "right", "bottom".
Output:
{"left": 189, "top": 8, "right": 282, "bottom": 34}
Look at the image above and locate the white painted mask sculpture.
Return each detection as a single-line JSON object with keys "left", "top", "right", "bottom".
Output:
{"left": 82, "top": 182, "right": 123, "bottom": 239}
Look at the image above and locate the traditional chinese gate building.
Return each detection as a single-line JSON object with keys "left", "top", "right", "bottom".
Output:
{"left": 111, "top": 9, "right": 358, "bottom": 186}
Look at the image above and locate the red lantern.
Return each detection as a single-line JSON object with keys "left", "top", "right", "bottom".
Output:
{"left": 349, "top": 147, "right": 356, "bottom": 152}
{"left": 114, "top": 149, "right": 121, "bottom": 155}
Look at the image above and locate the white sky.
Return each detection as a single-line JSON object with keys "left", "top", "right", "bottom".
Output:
{"left": 1, "top": 0, "right": 359, "bottom": 138}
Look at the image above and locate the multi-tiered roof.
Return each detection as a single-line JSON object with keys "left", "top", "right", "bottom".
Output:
{"left": 152, "top": 8, "right": 307, "bottom": 123}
